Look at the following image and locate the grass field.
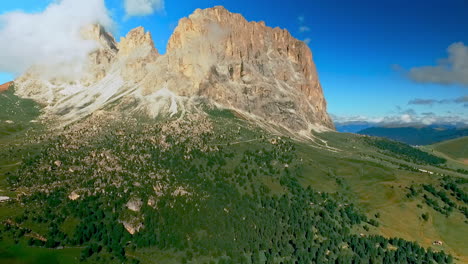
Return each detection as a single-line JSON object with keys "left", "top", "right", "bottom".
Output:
{"left": 426, "top": 136, "right": 468, "bottom": 165}
{"left": 0, "top": 240, "right": 81, "bottom": 264}
{"left": 0, "top": 85, "right": 41, "bottom": 140}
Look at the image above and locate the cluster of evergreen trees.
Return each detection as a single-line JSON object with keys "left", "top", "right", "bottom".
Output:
{"left": 364, "top": 137, "right": 446, "bottom": 165}
{"left": 406, "top": 177, "right": 467, "bottom": 220}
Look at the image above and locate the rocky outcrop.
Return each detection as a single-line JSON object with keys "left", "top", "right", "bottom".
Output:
{"left": 118, "top": 27, "right": 158, "bottom": 57}
{"left": 117, "top": 27, "right": 159, "bottom": 82}
{"left": 14, "top": 6, "right": 334, "bottom": 134}
{"left": 0, "top": 81, "right": 12, "bottom": 92}
{"left": 81, "top": 24, "right": 118, "bottom": 83}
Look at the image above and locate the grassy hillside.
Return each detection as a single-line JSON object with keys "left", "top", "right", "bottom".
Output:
{"left": 358, "top": 126, "right": 468, "bottom": 145}
{"left": 0, "top": 85, "right": 42, "bottom": 140}
{"left": 431, "top": 137, "right": 468, "bottom": 163}
{"left": 300, "top": 132, "right": 468, "bottom": 262}
{"left": 0, "top": 108, "right": 466, "bottom": 263}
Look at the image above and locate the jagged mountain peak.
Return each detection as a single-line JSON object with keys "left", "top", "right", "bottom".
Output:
{"left": 118, "top": 26, "right": 158, "bottom": 57}
{"left": 80, "top": 24, "right": 118, "bottom": 52}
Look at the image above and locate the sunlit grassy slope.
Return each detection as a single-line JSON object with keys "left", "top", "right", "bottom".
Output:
{"left": 299, "top": 132, "right": 468, "bottom": 262}
{"left": 0, "top": 86, "right": 43, "bottom": 194}
{"left": 424, "top": 137, "right": 468, "bottom": 166}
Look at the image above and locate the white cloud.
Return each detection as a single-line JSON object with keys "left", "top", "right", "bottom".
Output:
{"left": 297, "top": 16, "right": 305, "bottom": 23}
{"left": 408, "top": 42, "right": 468, "bottom": 87}
{"left": 332, "top": 111, "right": 468, "bottom": 126}
{"left": 408, "top": 96, "right": 468, "bottom": 105}
{"left": 299, "top": 26, "right": 310, "bottom": 32}
{"left": 0, "top": 0, "right": 113, "bottom": 78}
{"left": 330, "top": 114, "right": 384, "bottom": 124}
{"left": 400, "top": 114, "right": 412, "bottom": 123}
{"left": 124, "top": 0, "right": 164, "bottom": 17}
{"left": 303, "top": 38, "right": 311, "bottom": 45}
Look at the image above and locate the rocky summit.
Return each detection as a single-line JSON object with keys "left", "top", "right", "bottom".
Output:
{"left": 14, "top": 6, "right": 334, "bottom": 134}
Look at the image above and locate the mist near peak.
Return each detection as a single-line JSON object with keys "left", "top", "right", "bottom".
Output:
{"left": 0, "top": 0, "right": 114, "bottom": 80}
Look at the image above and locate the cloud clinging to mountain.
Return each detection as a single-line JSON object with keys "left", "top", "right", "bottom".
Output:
{"left": 0, "top": 0, "right": 113, "bottom": 78}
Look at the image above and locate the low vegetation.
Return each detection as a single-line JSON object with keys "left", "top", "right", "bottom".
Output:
{"left": 0, "top": 84, "right": 41, "bottom": 140}
{"left": 406, "top": 177, "right": 468, "bottom": 221}
{"left": 364, "top": 137, "right": 446, "bottom": 165}
{"left": 429, "top": 136, "right": 468, "bottom": 166}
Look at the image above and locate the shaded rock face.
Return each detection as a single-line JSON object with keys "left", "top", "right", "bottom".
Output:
{"left": 15, "top": 6, "right": 334, "bottom": 133}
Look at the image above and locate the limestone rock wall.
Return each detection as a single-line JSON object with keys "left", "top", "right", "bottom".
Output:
{"left": 162, "top": 6, "right": 334, "bottom": 130}
{"left": 14, "top": 6, "right": 335, "bottom": 132}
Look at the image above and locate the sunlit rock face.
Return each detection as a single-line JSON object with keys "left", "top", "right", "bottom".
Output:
{"left": 14, "top": 6, "right": 334, "bottom": 133}
{"left": 165, "top": 6, "right": 334, "bottom": 131}
{"left": 0, "top": 81, "right": 12, "bottom": 92}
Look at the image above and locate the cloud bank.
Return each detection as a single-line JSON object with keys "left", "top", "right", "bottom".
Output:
{"left": 332, "top": 108, "right": 468, "bottom": 126}
{"left": 454, "top": 96, "right": 468, "bottom": 104}
{"left": 124, "top": 0, "right": 164, "bottom": 17}
{"left": 408, "top": 42, "right": 468, "bottom": 87}
{"left": 0, "top": 0, "right": 113, "bottom": 78}
{"left": 408, "top": 96, "right": 468, "bottom": 106}
{"left": 333, "top": 113, "right": 467, "bottom": 126}
{"left": 408, "top": 99, "right": 439, "bottom": 105}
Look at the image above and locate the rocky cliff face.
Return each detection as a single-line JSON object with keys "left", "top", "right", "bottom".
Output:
{"left": 165, "top": 7, "right": 333, "bottom": 131}
{"left": 0, "top": 81, "right": 13, "bottom": 93}
{"left": 14, "top": 6, "right": 334, "bottom": 134}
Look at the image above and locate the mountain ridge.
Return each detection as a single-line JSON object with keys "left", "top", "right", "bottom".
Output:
{"left": 13, "top": 6, "right": 334, "bottom": 136}
{"left": 358, "top": 126, "right": 468, "bottom": 145}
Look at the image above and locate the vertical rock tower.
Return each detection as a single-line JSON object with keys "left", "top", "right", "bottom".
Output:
{"left": 163, "top": 6, "right": 334, "bottom": 131}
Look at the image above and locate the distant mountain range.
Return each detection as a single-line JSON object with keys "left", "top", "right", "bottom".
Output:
{"left": 334, "top": 121, "right": 375, "bottom": 133}
{"left": 357, "top": 126, "right": 468, "bottom": 145}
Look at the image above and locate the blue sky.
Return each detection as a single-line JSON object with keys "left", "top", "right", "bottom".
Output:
{"left": 1, "top": 0, "right": 467, "bottom": 124}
